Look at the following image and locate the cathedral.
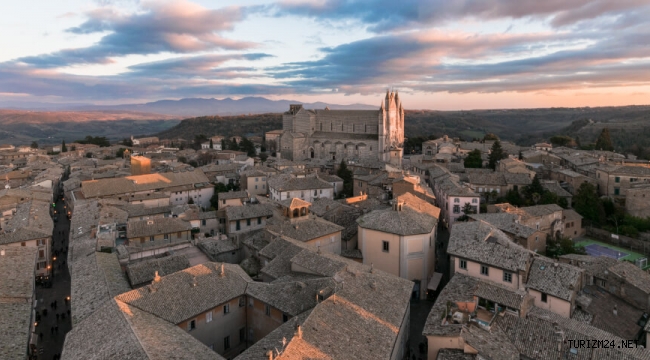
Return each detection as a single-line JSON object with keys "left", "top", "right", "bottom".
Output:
{"left": 276, "top": 91, "right": 404, "bottom": 164}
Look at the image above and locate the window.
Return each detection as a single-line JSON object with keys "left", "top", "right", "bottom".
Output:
{"left": 177, "top": 232, "right": 182, "bottom": 238}
{"left": 224, "top": 336, "right": 230, "bottom": 350}
{"left": 454, "top": 198, "right": 460, "bottom": 203}
{"left": 239, "top": 327, "right": 246, "bottom": 343}
{"left": 206, "top": 311, "right": 212, "bottom": 323}
{"left": 246, "top": 219, "right": 251, "bottom": 226}
{"left": 615, "top": 176, "right": 620, "bottom": 183}
{"left": 255, "top": 185, "right": 258, "bottom": 189}
{"left": 453, "top": 205, "right": 460, "bottom": 214}
{"left": 472, "top": 198, "right": 478, "bottom": 203}
{"left": 503, "top": 272, "right": 512, "bottom": 283}
{"left": 39, "top": 250, "right": 45, "bottom": 259}
{"left": 164, "top": 233, "right": 169, "bottom": 240}
{"left": 480, "top": 265, "right": 489, "bottom": 276}
{"left": 459, "top": 259, "right": 467, "bottom": 270}
{"left": 236, "top": 220, "right": 241, "bottom": 230}
{"left": 188, "top": 319, "right": 196, "bottom": 331}
{"left": 631, "top": 178, "right": 637, "bottom": 182}
{"left": 262, "top": 177, "right": 266, "bottom": 181}
{"left": 382, "top": 241, "right": 389, "bottom": 253}
{"left": 265, "top": 304, "right": 271, "bottom": 316}
{"left": 149, "top": 236, "right": 154, "bottom": 242}
{"left": 224, "top": 304, "right": 230, "bottom": 314}
{"left": 21, "top": 242, "right": 26, "bottom": 247}
{"left": 541, "top": 293, "right": 548, "bottom": 303}
{"left": 535, "top": 236, "right": 539, "bottom": 242}
{"left": 239, "top": 297, "right": 245, "bottom": 307}
{"left": 614, "top": 187, "right": 620, "bottom": 195}
{"left": 222, "top": 199, "right": 226, "bottom": 204}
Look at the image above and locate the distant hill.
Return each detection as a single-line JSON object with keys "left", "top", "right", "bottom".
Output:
{"left": 157, "top": 105, "right": 650, "bottom": 153}
{"left": 0, "top": 109, "right": 177, "bottom": 124}
{"left": 71, "top": 97, "right": 377, "bottom": 117}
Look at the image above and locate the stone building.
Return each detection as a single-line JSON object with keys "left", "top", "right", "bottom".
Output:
{"left": 275, "top": 91, "right": 404, "bottom": 165}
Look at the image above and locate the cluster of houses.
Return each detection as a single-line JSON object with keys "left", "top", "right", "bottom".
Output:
{"left": 3, "top": 128, "right": 650, "bottom": 360}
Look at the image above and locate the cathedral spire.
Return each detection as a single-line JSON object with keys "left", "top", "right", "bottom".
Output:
{"left": 385, "top": 90, "right": 390, "bottom": 100}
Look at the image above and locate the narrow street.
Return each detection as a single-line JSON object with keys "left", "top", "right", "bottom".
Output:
{"left": 35, "top": 191, "right": 72, "bottom": 359}
{"left": 408, "top": 225, "right": 451, "bottom": 360}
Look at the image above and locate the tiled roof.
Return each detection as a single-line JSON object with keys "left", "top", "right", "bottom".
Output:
{"left": 467, "top": 171, "right": 506, "bottom": 186}
{"left": 198, "top": 238, "right": 239, "bottom": 258}
{"left": 62, "top": 299, "right": 225, "bottom": 360}
{"left": 468, "top": 213, "right": 538, "bottom": 238}
{"left": 436, "top": 349, "right": 476, "bottom": 360}
{"left": 357, "top": 204, "right": 437, "bottom": 236}
{"left": 81, "top": 169, "right": 210, "bottom": 198}
{"left": 218, "top": 190, "right": 249, "bottom": 200}
{"left": 608, "top": 261, "right": 650, "bottom": 293}
{"left": 0, "top": 246, "right": 36, "bottom": 360}
{"left": 526, "top": 257, "right": 582, "bottom": 301}
{"left": 116, "top": 263, "right": 252, "bottom": 324}
{"left": 266, "top": 217, "right": 343, "bottom": 243}
{"left": 460, "top": 323, "right": 519, "bottom": 360}
{"left": 126, "top": 255, "right": 191, "bottom": 287}
{"left": 70, "top": 251, "right": 131, "bottom": 326}
{"left": 126, "top": 217, "right": 192, "bottom": 238}
{"left": 236, "top": 311, "right": 312, "bottom": 360}
{"left": 423, "top": 273, "right": 478, "bottom": 336}
{"left": 474, "top": 280, "right": 528, "bottom": 310}
{"left": 503, "top": 172, "right": 532, "bottom": 186}
{"left": 267, "top": 174, "right": 334, "bottom": 192}
{"left": 278, "top": 197, "right": 312, "bottom": 209}
{"left": 541, "top": 180, "right": 573, "bottom": 198}
{"left": 224, "top": 203, "right": 273, "bottom": 221}
{"left": 0, "top": 201, "right": 53, "bottom": 245}
{"left": 246, "top": 278, "right": 334, "bottom": 316}
{"left": 447, "top": 221, "right": 531, "bottom": 272}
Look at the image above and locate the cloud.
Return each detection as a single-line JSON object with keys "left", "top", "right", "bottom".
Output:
{"left": 276, "top": 0, "right": 650, "bottom": 32}
{"left": 18, "top": 1, "right": 255, "bottom": 67}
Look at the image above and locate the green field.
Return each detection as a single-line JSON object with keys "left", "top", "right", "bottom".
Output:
{"left": 575, "top": 239, "right": 648, "bottom": 267}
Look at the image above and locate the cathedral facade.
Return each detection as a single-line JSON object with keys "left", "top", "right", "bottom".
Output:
{"left": 277, "top": 91, "right": 404, "bottom": 163}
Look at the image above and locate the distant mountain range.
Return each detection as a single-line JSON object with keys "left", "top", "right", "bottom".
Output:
{"left": 1, "top": 97, "right": 377, "bottom": 117}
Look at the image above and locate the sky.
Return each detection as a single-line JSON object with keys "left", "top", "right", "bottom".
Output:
{"left": 1, "top": 0, "right": 649, "bottom": 110}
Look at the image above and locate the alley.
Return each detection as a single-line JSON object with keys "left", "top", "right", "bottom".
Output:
{"left": 34, "top": 193, "right": 72, "bottom": 359}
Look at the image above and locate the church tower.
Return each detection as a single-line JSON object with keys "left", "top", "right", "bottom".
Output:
{"left": 379, "top": 90, "right": 404, "bottom": 162}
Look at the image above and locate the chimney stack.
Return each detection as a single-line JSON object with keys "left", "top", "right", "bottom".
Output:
{"left": 153, "top": 271, "right": 161, "bottom": 283}
{"left": 613, "top": 304, "right": 618, "bottom": 316}
{"left": 220, "top": 263, "right": 225, "bottom": 277}
{"left": 266, "top": 350, "right": 274, "bottom": 360}
{"left": 191, "top": 276, "right": 197, "bottom": 287}
{"left": 296, "top": 325, "right": 302, "bottom": 339}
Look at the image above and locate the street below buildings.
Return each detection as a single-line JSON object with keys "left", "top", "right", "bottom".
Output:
{"left": 408, "top": 225, "right": 451, "bottom": 360}
{"left": 34, "top": 194, "right": 72, "bottom": 360}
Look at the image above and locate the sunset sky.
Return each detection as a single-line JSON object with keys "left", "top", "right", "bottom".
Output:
{"left": 1, "top": 0, "right": 649, "bottom": 110}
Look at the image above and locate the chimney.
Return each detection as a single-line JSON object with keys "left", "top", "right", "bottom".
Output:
{"left": 613, "top": 304, "right": 618, "bottom": 316}
{"left": 153, "top": 271, "right": 161, "bottom": 283}
{"left": 296, "top": 325, "right": 302, "bottom": 339}
{"left": 220, "top": 263, "right": 225, "bottom": 277}
{"left": 266, "top": 350, "right": 274, "bottom": 360}
{"left": 0, "top": 249, "right": 4, "bottom": 256}
{"left": 191, "top": 276, "right": 197, "bottom": 287}
{"left": 370, "top": 263, "right": 374, "bottom": 273}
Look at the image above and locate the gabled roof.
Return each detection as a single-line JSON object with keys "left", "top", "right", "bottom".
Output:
{"left": 126, "top": 255, "right": 191, "bottom": 287}
{"left": 116, "top": 263, "right": 252, "bottom": 324}
{"left": 447, "top": 221, "right": 531, "bottom": 272}
{"left": 278, "top": 197, "right": 312, "bottom": 209}
{"left": 81, "top": 169, "right": 209, "bottom": 198}
{"left": 526, "top": 257, "right": 582, "bottom": 301}
{"left": 126, "top": 217, "right": 192, "bottom": 238}
{"left": 224, "top": 203, "right": 273, "bottom": 221}
{"left": 61, "top": 299, "right": 225, "bottom": 360}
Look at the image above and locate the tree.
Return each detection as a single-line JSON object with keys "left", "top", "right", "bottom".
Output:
{"left": 336, "top": 160, "right": 353, "bottom": 198}
{"left": 549, "top": 135, "right": 574, "bottom": 147}
{"left": 546, "top": 235, "right": 586, "bottom": 258}
{"left": 483, "top": 133, "right": 499, "bottom": 141}
{"left": 85, "top": 152, "right": 93, "bottom": 158}
{"left": 573, "top": 182, "right": 605, "bottom": 225}
{"left": 209, "top": 139, "right": 214, "bottom": 149}
{"left": 210, "top": 183, "right": 229, "bottom": 209}
{"left": 464, "top": 149, "right": 482, "bottom": 168}
{"left": 31, "top": 141, "right": 39, "bottom": 149}
{"left": 193, "top": 135, "right": 207, "bottom": 150}
{"left": 259, "top": 152, "right": 268, "bottom": 163}
{"left": 595, "top": 128, "right": 614, "bottom": 151}
{"left": 61, "top": 140, "right": 67, "bottom": 152}
{"left": 457, "top": 202, "right": 476, "bottom": 221}
{"left": 188, "top": 160, "right": 198, "bottom": 168}
{"left": 122, "top": 137, "right": 134, "bottom": 147}
{"left": 239, "top": 137, "right": 257, "bottom": 157}
{"left": 504, "top": 189, "right": 524, "bottom": 206}
{"left": 76, "top": 136, "right": 110, "bottom": 147}
{"left": 116, "top": 148, "right": 126, "bottom": 158}
{"left": 524, "top": 175, "right": 545, "bottom": 199}
{"left": 487, "top": 140, "right": 506, "bottom": 170}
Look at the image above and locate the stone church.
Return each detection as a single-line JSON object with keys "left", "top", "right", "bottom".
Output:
{"left": 276, "top": 91, "right": 404, "bottom": 164}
